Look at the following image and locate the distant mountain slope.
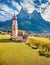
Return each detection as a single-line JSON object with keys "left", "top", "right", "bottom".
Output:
{"left": 0, "top": 8, "right": 50, "bottom": 33}
{"left": 17, "top": 8, "right": 50, "bottom": 33}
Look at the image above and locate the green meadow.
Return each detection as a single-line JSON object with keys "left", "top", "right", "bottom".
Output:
{"left": 0, "top": 35, "right": 50, "bottom": 65}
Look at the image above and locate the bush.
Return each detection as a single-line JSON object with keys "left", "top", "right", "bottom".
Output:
{"left": 38, "top": 51, "right": 46, "bottom": 56}
{"left": 32, "top": 46, "right": 37, "bottom": 49}
{"left": 26, "top": 42, "right": 31, "bottom": 47}
{"left": 46, "top": 53, "right": 50, "bottom": 57}
{"left": 26, "top": 36, "right": 50, "bottom": 57}
{"left": 26, "top": 37, "right": 40, "bottom": 48}
{"left": 38, "top": 50, "right": 50, "bottom": 57}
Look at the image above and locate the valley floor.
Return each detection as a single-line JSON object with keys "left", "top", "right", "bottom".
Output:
{"left": 0, "top": 35, "right": 50, "bottom": 65}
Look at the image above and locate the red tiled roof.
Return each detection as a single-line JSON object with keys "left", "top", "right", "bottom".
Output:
{"left": 18, "top": 30, "right": 26, "bottom": 33}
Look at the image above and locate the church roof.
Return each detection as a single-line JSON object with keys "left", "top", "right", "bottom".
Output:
{"left": 13, "top": 15, "right": 16, "bottom": 20}
{"left": 18, "top": 30, "right": 26, "bottom": 33}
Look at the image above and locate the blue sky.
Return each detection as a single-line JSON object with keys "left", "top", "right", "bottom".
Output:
{"left": 0, "top": 0, "right": 50, "bottom": 22}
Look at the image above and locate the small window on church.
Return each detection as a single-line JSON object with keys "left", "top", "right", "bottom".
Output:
{"left": 13, "top": 25, "right": 15, "bottom": 30}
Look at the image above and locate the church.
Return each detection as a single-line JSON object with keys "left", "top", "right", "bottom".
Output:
{"left": 11, "top": 14, "right": 28, "bottom": 42}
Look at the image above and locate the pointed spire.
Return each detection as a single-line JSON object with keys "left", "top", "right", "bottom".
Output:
{"left": 13, "top": 11, "right": 16, "bottom": 20}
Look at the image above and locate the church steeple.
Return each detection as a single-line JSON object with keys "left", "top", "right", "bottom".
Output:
{"left": 13, "top": 12, "right": 16, "bottom": 20}
{"left": 11, "top": 12, "right": 18, "bottom": 40}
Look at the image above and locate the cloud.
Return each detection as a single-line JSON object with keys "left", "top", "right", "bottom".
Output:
{"left": 40, "top": 3, "right": 48, "bottom": 8}
{"left": 39, "top": 2, "right": 48, "bottom": 13}
{"left": 48, "top": 0, "right": 50, "bottom": 2}
{"left": 41, "top": 5, "right": 50, "bottom": 21}
{"left": 0, "top": 3, "right": 14, "bottom": 14}
{"left": 12, "top": 0, "right": 22, "bottom": 12}
{"left": 0, "top": 11, "right": 6, "bottom": 15}
{"left": 0, "top": 0, "right": 50, "bottom": 22}
{"left": 0, "top": 3, "right": 19, "bottom": 21}
{"left": 20, "top": 0, "right": 35, "bottom": 13}
{"left": 36, "top": 1, "right": 50, "bottom": 22}
{"left": 0, "top": 16, "right": 6, "bottom": 21}
{"left": 0, "top": 0, "right": 22, "bottom": 21}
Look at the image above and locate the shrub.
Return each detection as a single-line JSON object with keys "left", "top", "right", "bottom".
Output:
{"left": 32, "top": 46, "right": 37, "bottom": 49}
{"left": 26, "top": 42, "right": 31, "bottom": 47}
{"left": 46, "top": 53, "right": 50, "bottom": 57}
{"left": 26, "top": 37, "right": 40, "bottom": 48}
{"left": 26, "top": 36, "right": 50, "bottom": 56}
{"left": 38, "top": 51, "right": 46, "bottom": 56}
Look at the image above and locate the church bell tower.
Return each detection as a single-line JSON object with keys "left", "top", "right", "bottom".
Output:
{"left": 11, "top": 14, "right": 18, "bottom": 40}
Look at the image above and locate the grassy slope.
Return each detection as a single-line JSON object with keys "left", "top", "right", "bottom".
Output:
{"left": 0, "top": 35, "right": 50, "bottom": 65}
{"left": 28, "top": 36, "right": 50, "bottom": 43}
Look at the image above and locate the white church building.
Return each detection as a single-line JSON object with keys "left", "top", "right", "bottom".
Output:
{"left": 11, "top": 14, "right": 28, "bottom": 42}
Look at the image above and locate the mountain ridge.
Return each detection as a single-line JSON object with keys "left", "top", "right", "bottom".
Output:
{"left": 0, "top": 9, "right": 50, "bottom": 33}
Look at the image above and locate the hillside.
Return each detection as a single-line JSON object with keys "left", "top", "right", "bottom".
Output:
{"left": 0, "top": 35, "right": 50, "bottom": 65}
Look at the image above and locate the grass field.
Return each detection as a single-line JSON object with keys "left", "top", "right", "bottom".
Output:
{"left": 0, "top": 34, "right": 50, "bottom": 65}
{"left": 32, "top": 36, "right": 50, "bottom": 43}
